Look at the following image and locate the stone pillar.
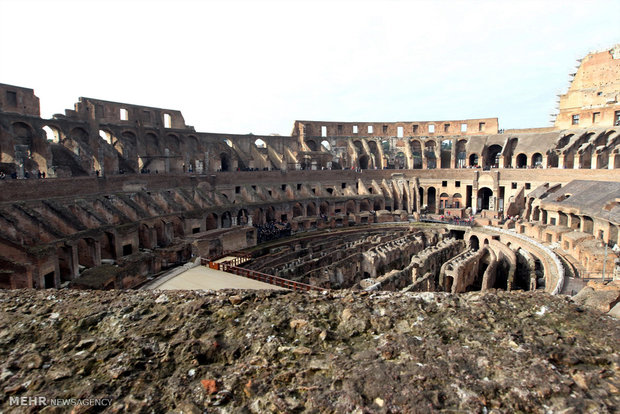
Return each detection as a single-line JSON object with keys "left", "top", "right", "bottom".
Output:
{"left": 98, "top": 147, "right": 105, "bottom": 177}
{"left": 232, "top": 216, "right": 238, "bottom": 226}
{"left": 204, "top": 151, "right": 210, "bottom": 172}
{"left": 164, "top": 148, "right": 170, "bottom": 173}
{"left": 541, "top": 155, "right": 548, "bottom": 169}
{"left": 558, "top": 154, "right": 565, "bottom": 169}
{"left": 609, "top": 153, "right": 616, "bottom": 170}
{"left": 573, "top": 153, "right": 580, "bottom": 169}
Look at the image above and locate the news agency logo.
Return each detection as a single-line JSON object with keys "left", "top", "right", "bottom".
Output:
{"left": 9, "top": 396, "right": 112, "bottom": 407}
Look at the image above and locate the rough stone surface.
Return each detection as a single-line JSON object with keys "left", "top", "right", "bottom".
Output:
{"left": 0, "top": 289, "right": 618, "bottom": 413}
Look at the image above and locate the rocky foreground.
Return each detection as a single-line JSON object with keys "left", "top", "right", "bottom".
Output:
{"left": 0, "top": 289, "right": 618, "bottom": 413}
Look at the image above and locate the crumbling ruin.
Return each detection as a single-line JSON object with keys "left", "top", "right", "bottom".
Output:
{"left": 0, "top": 45, "right": 618, "bottom": 293}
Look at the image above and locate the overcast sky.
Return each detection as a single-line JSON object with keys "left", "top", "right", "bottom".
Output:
{"left": 1, "top": 0, "right": 619, "bottom": 135}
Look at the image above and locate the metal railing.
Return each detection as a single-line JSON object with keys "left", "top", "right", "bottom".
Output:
{"left": 219, "top": 263, "right": 327, "bottom": 292}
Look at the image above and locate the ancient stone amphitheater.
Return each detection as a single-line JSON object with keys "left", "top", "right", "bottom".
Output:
{"left": 0, "top": 45, "right": 618, "bottom": 412}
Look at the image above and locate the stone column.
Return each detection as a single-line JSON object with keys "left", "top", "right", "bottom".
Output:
{"left": 164, "top": 148, "right": 170, "bottom": 173}
{"left": 558, "top": 154, "right": 565, "bottom": 169}
{"left": 204, "top": 151, "right": 210, "bottom": 172}
{"left": 541, "top": 155, "right": 548, "bottom": 169}
{"left": 98, "top": 147, "right": 105, "bottom": 177}
{"left": 232, "top": 216, "right": 238, "bottom": 226}
{"left": 573, "top": 153, "right": 580, "bottom": 169}
{"left": 609, "top": 153, "right": 616, "bottom": 170}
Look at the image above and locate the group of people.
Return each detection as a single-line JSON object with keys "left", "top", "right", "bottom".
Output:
{"left": 255, "top": 221, "right": 292, "bottom": 243}
{"left": 0, "top": 170, "right": 46, "bottom": 179}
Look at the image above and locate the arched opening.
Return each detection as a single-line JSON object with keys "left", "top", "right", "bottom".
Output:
{"left": 319, "top": 201, "right": 329, "bottom": 215}
{"left": 469, "top": 153, "right": 479, "bottom": 167}
{"left": 359, "top": 199, "right": 371, "bottom": 212}
{"left": 425, "top": 141, "right": 436, "bottom": 169}
{"left": 99, "top": 130, "right": 113, "bottom": 145}
{"left": 582, "top": 216, "right": 594, "bottom": 234}
{"left": 220, "top": 153, "right": 231, "bottom": 171}
{"left": 206, "top": 213, "right": 218, "bottom": 230}
{"left": 440, "top": 139, "right": 452, "bottom": 169}
{"left": 516, "top": 153, "right": 527, "bottom": 168}
{"left": 484, "top": 145, "right": 502, "bottom": 168}
{"left": 221, "top": 212, "right": 232, "bottom": 228}
{"left": 165, "top": 134, "right": 180, "bottom": 154}
{"left": 418, "top": 187, "right": 425, "bottom": 211}
{"left": 237, "top": 209, "right": 249, "bottom": 225}
{"left": 359, "top": 154, "right": 369, "bottom": 170}
{"left": 427, "top": 187, "right": 437, "bottom": 213}
{"left": 224, "top": 139, "right": 233, "bottom": 148}
{"left": 306, "top": 202, "right": 317, "bottom": 216}
{"left": 558, "top": 211, "right": 568, "bottom": 227}
{"left": 469, "top": 235, "right": 479, "bottom": 251}
{"left": 305, "top": 140, "right": 318, "bottom": 151}
{"left": 373, "top": 199, "right": 384, "bottom": 211}
{"left": 452, "top": 193, "right": 463, "bottom": 208}
{"left": 477, "top": 187, "right": 493, "bottom": 211}
{"left": 531, "top": 153, "right": 543, "bottom": 168}
{"left": 252, "top": 208, "right": 264, "bottom": 226}
{"left": 266, "top": 206, "right": 276, "bottom": 222}
{"left": 43, "top": 125, "right": 61, "bottom": 143}
{"left": 439, "top": 193, "right": 450, "bottom": 210}
{"left": 569, "top": 213, "right": 580, "bottom": 230}
{"left": 456, "top": 140, "right": 467, "bottom": 168}
{"left": 254, "top": 139, "right": 266, "bottom": 148}
{"left": 532, "top": 206, "right": 540, "bottom": 221}
{"left": 292, "top": 203, "right": 303, "bottom": 218}
{"left": 320, "top": 140, "right": 331, "bottom": 151}
{"left": 410, "top": 140, "right": 422, "bottom": 169}
{"left": 345, "top": 200, "right": 356, "bottom": 214}
{"left": 368, "top": 140, "right": 381, "bottom": 169}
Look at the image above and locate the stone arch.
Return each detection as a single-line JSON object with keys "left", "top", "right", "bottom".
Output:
{"left": 440, "top": 139, "right": 452, "bottom": 169}
{"left": 582, "top": 216, "right": 594, "bottom": 234}
{"left": 43, "top": 125, "right": 62, "bottom": 143}
{"left": 469, "top": 235, "right": 479, "bottom": 251}
{"left": 266, "top": 206, "right": 276, "bottom": 222}
{"left": 439, "top": 192, "right": 450, "bottom": 210}
{"left": 410, "top": 140, "right": 422, "bottom": 169}
{"left": 165, "top": 133, "right": 180, "bottom": 154}
{"left": 558, "top": 211, "right": 568, "bottom": 226}
{"left": 531, "top": 152, "right": 543, "bottom": 168}
{"left": 368, "top": 140, "right": 381, "bottom": 168}
{"left": 358, "top": 154, "right": 369, "bottom": 170}
{"left": 359, "top": 199, "right": 372, "bottom": 212}
{"left": 345, "top": 200, "right": 356, "bottom": 214}
{"left": 319, "top": 201, "right": 330, "bottom": 215}
{"left": 12, "top": 121, "right": 35, "bottom": 147}
{"left": 484, "top": 145, "right": 502, "bottom": 168}
{"left": 292, "top": 202, "right": 304, "bottom": 218}
{"left": 306, "top": 202, "right": 317, "bottom": 216}
{"left": 251, "top": 208, "right": 264, "bottom": 226}
{"left": 237, "top": 208, "right": 249, "bottom": 225}
{"left": 427, "top": 187, "right": 437, "bottom": 213}
{"left": 516, "top": 153, "right": 527, "bottom": 168}
{"left": 469, "top": 153, "right": 479, "bottom": 167}
{"left": 220, "top": 153, "right": 231, "bottom": 171}
{"left": 305, "top": 140, "right": 318, "bottom": 152}
{"left": 254, "top": 138, "right": 266, "bottom": 148}
{"left": 373, "top": 199, "right": 384, "bottom": 211}
{"left": 320, "top": 140, "right": 331, "bottom": 151}
{"left": 477, "top": 187, "right": 493, "bottom": 211}
{"left": 206, "top": 213, "right": 218, "bottom": 230}
{"left": 452, "top": 193, "right": 463, "bottom": 209}
{"left": 425, "top": 141, "right": 436, "bottom": 169}
{"left": 456, "top": 139, "right": 467, "bottom": 168}
{"left": 221, "top": 211, "right": 232, "bottom": 228}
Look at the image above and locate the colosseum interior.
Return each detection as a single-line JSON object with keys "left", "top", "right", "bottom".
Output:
{"left": 0, "top": 45, "right": 618, "bottom": 299}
